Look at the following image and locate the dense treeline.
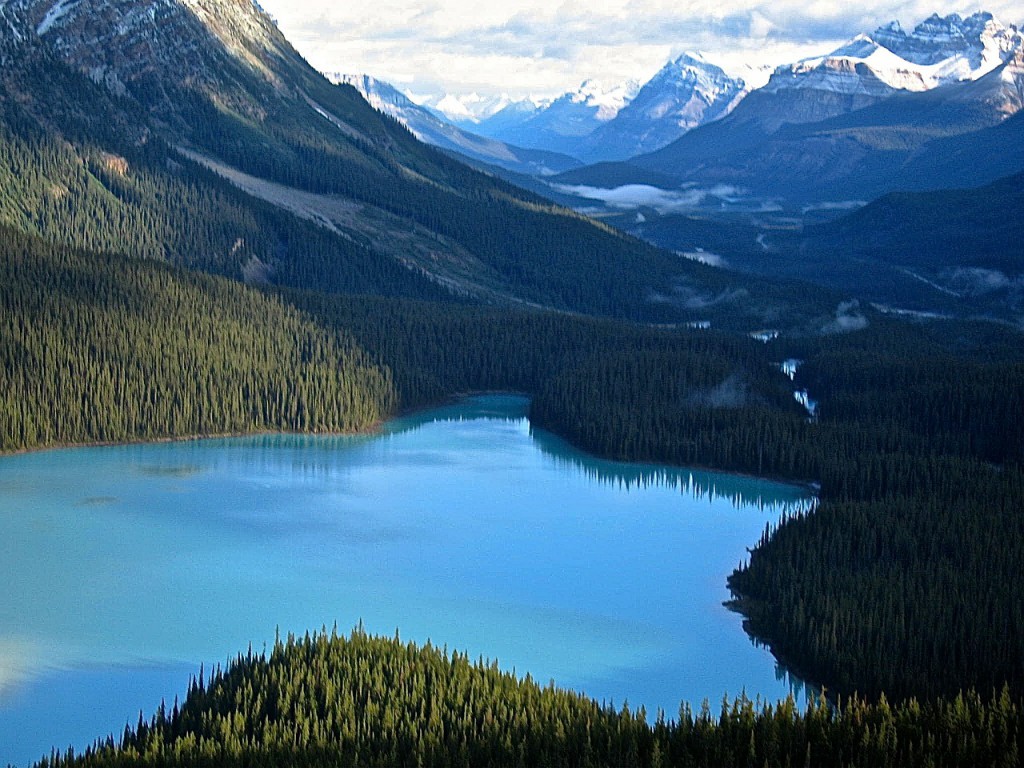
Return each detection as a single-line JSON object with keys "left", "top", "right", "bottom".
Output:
{"left": 0, "top": 226, "right": 395, "bottom": 451}
{"left": 284, "top": 292, "right": 797, "bottom": 416}
{"left": 725, "top": 323, "right": 1024, "bottom": 700}
{"left": 38, "top": 631, "right": 1023, "bottom": 768}
{"left": 510, "top": 312, "right": 1024, "bottom": 699}
{"left": 731, "top": 479, "right": 1024, "bottom": 700}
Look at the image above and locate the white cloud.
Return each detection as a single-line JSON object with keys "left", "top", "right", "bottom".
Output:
{"left": 552, "top": 183, "right": 747, "bottom": 213}
{"left": 257, "top": 0, "right": 1024, "bottom": 99}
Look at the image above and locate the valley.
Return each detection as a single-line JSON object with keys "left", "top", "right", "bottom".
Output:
{"left": 0, "top": 0, "right": 1022, "bottom": 765}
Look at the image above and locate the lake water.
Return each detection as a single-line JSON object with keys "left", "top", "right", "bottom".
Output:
{"left": 0, "top": 395, "right": 813, "bottom": 766}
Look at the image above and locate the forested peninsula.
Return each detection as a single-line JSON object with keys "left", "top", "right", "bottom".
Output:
{"left": 35, "top": 630, "right": 1023, "bottom": 768}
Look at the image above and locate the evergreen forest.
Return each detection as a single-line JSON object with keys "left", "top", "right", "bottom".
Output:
{"left": 35, "top": 629, "right": 1024, "bottom": 768}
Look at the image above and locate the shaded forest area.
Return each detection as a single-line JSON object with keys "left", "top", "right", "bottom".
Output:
{"left": 0, "top": 226, "right": 395, "bottom": 450}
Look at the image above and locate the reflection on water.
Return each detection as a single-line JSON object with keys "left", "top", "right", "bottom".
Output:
{"left": 0, "top": 640, "right": 39, "bottom": 699}
{"left": 75, "top": 497, "right": 120, "bottom": 508}
{"left": 134, "top": 464, "right": 205, "bottom": 478}
{"left": 529, "top": 427, "right": 814, "bottom": 515}
{"left": 0, "top": 394, "right": 815, "bottom": 767}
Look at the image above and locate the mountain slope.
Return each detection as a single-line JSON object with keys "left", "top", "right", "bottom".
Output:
{"left": 805, "top": 169, "right": 1024, "bottom": 284}
{"left": 630, "top": 169, "right": 1024, "bottom": 319}
{"left": 0, "top": 0, "right": 778, "bottom": 324}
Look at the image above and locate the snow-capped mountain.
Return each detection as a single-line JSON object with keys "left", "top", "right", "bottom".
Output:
{"left": 576, "top": 52, "right": 747, "bottom": 162}
{"left": 331, "top": 74, "right": 580, "bottom": 175}
{"left": 872, "top": 12, "right": 1021, "bottom": 74}
{"left": 467, "top": 98, "right": 546, "bottom": 136}
{"left": 557, "top": 11, "right": 1024, "bottom": 212}
{"left": 474, "top": 79, "right": 640, "bottom": 157}
{"left": 419, "top": 92, "right": 523, "bottom": 125}
{"left": 760, "top": 12, "right": 1023, "bottom": 123}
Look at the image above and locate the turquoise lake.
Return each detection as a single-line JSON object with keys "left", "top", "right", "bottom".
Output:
{"left": 0, "top": 395, "right": 814, "bottom": 766}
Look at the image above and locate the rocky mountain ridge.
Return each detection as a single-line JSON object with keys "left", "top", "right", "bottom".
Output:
{"left": 757, "top": 11, "right": 1023, "bottom": 126}
{"left": 390, "top": 12, "right": 1022, "bottom": 166}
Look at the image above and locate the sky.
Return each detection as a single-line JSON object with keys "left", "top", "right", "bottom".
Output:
{"left": 255, "top": 1, "right": 1024, "bottom": 101}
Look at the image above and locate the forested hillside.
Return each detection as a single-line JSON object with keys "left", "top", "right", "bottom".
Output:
{"left": 728, "top": 326, "right": 1024, "bottom": 700}
{"left": 0, "top": 66, "right": 451, "bottom": 300}
{"left": 0, "top": 226, "right": 395, "bottom": 451}
{"left": 36, "top": 630, "right": 1024, "bottom": 768}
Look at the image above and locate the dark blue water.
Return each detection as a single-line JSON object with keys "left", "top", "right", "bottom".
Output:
{"left": 0, "top": 395, "right": 813, "bottom": 766}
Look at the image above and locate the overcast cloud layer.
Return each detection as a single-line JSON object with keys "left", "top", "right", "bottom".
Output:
{"left": 256, "top": 1, "right": 1024, "bottom": 99}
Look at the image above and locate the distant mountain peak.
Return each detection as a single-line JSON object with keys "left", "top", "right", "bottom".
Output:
{"left": 566, "top": 78, "right": 640, "bottom": 120}
{"left": 668, "top": 51, "right": 715, "bottom": 69}
{"left": 573, "top": 51, "right": 746, "bottom": 161}
{"left": 765, "top": 10, "right": 1023, "bottom": 99}
{"left": 651, "top": 51, "right": 745, "bottom": 90}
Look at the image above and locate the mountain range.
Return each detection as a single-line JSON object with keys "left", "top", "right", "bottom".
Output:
{"left": 0, "top": 0, "right": 1018, "bottom": 327}
{"left": 470, "top": 79, "right": 641, "bottom": 158}
{"left": 345, "top": 55, "right": 750, "bottom": 166}
{"left": 555, "top": 11, "right": 1024, "bottom": 215}
{"left": 337, "top": 11, "right": 1022, "bottom": 199}
{"left": 331, "top": 74, "right": 582, "bottom": 176}
{"left": 0, "top": 0, "right": 797, "bottom": 329}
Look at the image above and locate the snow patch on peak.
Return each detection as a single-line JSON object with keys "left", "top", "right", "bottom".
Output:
{"left": 766, "top": 11, "right": 1023, "bottom": 96}
{"left": 671, "top": 51, "right": 713, "bottom": 67}
{"left": 415, "top": 92, "right": 521, "bottom": 124}
{"left": 569, "top": 79, "right": 640, "bottom": 120}
{"left": 829, "top": 34, "right": 882, "bottom": 59}
{"left": 37, "top": 0, "right": 79, "bottom": 36}
{"left": 434, "top": 94, "right": 476, "bottom": 122}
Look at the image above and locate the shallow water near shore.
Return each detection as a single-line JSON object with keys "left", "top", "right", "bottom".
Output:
{"left": 0, "top": 395, "right": 813, "bottom": 766}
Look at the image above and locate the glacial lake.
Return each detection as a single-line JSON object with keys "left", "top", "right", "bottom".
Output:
{"left": 0, "top": 395, "right": 814, "bottom": 766}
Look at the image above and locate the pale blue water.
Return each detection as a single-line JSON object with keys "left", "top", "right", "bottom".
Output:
{"left": 0, "top": 395, "right": 813, "bottom": 766}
